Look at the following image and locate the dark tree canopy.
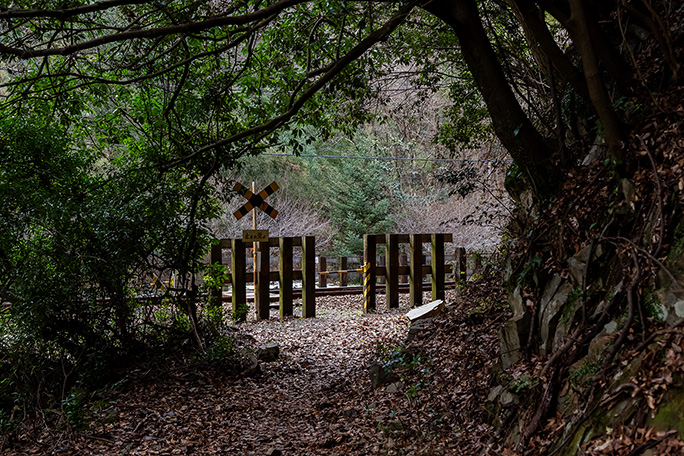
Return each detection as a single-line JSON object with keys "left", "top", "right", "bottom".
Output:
{"left": 0, "top": 0, "right": 677, "bottom": 196}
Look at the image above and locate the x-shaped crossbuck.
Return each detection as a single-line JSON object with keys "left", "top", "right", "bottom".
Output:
{"left": 232, "top": 181, "right": 279, "bottom": 220}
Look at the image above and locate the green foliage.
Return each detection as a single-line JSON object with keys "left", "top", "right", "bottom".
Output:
{"left": 377, "top": 344, "right": 424, "bottom": 372}
{"left": 198, "top": 332, "right": 238, "bottom": 370}
{"left": 569, "top": 359, "right": 602, "bottom": 387}
{"left": 466, "top": 297, "right": 508, "bottom": 320}
{"left": 202, "top": 263, "right": 228, "bottom": 296}
{"left": 232, "top": 302, "right": 249, "bottom": 323}
{"left": 312, "top": 137, "right": 398, "bottom": 256}
{"left": 518, "top": 255, "right": 542, "bottom": 286}
{"left": 508, "top": 374, "right": 539, "bottom": 394}
{"left": 504, "top": 162, "right": 528, "bottom": 201}
{"left": 374, "top": 341, "right": 432, "bottom": 400}
{"left": 437, "top": 77, "right": 493, "bottom": 151}
{"left": 436, "top": 162, "right": 480, "bottom": 198}
{"left": 0, "top": 338, "right": 60, "bottom": 432}
{"left": 0, "top": 114, "right": 223, "bottom": 426}
{"left": 643, "top": 289, "right": 666, "bottom": 325}
{"left": 63, "top": 386, "right": 89, "bottom": 430}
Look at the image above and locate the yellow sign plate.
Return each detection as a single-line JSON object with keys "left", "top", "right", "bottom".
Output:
{"left": 243, "top": 229, "right": 269, "bottom": 242}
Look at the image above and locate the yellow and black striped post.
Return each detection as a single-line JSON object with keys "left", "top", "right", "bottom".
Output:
{"left": 363, "top": 262, "right": 372, "bottom": 313}
{"left": 363, "top": 234, "right": 377, "bottom": 313}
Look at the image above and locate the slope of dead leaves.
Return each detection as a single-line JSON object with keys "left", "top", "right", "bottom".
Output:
{"left": 3, "top": 276, "right": 510, "bottom": 456}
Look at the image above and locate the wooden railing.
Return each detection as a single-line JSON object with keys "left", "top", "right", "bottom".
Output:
{"left": 210, "top": 233, "right": 470, "bottom": 320}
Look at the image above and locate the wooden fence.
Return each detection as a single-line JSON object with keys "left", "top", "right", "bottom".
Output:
{"left": 361, "top": 233, "right": 470, "bottom": 312}
{"left": 210, "top": 236, "right": 316, "bottom": 320}
{"left": 210, "top": 233, "right": 471, "bottom": 320}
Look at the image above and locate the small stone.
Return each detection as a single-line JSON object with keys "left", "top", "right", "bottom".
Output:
{"left": 674, "top": 300, "right": 684, "bottom": 318}
{"left": 487, "top": 385, "right": 504, "bottom": 403}
{"left": 406, "top": 300, "right": 445, "bottom": 322}
{"left": 240, "top": 349, "right": 261, "bottom": 376}
{"left": 385, "top": 381, "right": 404, "bottom": 393}
{"left": 258, "top": 343, "right": 280, "bottom": 362}
{"left": 387, "top": 419, "right": 403, "bottom": 431}
{"left": 604, "top": 321, "right": 618, "bottom": 334}
{"left": 343, "top": 408, "right": 359, "bottom": 418}
{"left": 265, "top": 448, "right": 282, "bottom": 456}
{"left": 498, "top": 390, "right": 517, "bottom": 407}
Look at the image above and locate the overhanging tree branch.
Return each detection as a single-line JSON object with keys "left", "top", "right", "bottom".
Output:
{"left": 0, "top": 0, "right": 309, "bottom": 58}
{"left": 0, "top": 0, "right": 151, "bottom": 20}
{"left": 180, "top": 1, "right": 418, "bottom": 161}
{"left": 0, "top": 20, "right": 265, "bottom": 109}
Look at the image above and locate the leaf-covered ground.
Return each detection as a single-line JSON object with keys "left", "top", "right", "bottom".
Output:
{"left": 4, "top": 280, "right": 510, "bottom": 455}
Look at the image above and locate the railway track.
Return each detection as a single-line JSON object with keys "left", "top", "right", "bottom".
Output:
{"left": 222, "top": 281, "right": 458, "bottom": 302}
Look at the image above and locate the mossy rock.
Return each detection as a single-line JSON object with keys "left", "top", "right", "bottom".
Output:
{"left": 648, "top": 387, "right": 684, "bottom": 439}
{"left": 552, "top": 408, "right": 609, "bottom": 456}
{"left": 664, "top": 215, "right": 684, "bottom": 278}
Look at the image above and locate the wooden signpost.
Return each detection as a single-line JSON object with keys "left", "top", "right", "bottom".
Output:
{"left": 232, "top": 181, "right": 279, "bottom": 320}
{"left": 243, "top": 229, "right": 269, "bottom": 242}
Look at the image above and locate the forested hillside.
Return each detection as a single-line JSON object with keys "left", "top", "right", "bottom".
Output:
{"left": 1, "top": 0, "right": 683, "bottom": 453}
{"left": 210, "top": 140, "right": 509, "bottom": 255}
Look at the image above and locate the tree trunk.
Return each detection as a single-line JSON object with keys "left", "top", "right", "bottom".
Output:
{"left": 422, "top": 0, "right": 558, "bottom": 197}
{"left": 566, "top": 0, "right": 625, "bottom": 161}
{"left": 537, "top": 0, "right": 632, "bottom": 94}
{"left": 510, "top": 0, "right": 591, "bottom": 105}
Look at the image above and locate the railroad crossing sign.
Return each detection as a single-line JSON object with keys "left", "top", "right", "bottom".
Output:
{"left": 232, "top": 181, "right": 279, "bottom": 220}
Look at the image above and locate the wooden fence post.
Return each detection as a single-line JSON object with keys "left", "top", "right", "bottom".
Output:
{"left": 210, "top": 243, "right": 223, "bottom": 312}
{"left": 431, "top": 233, "right": 445, "bottom": 301}
{"left": 409, "top": 234, "right": 423, "bottom": 307}
{"left": 256, "top": 240, "right": 270, "bottom": 320}
{"left": 302, "top": 236, "right": 316, "bottom": 318}
{"left": 455, "top": 247, "right": 467, "bottom": 283}
{"left": 473, "top": 254, "right": 482, "bottom": 274}
{"left": 339, "top": 257, "right": 348, "bottom": 287}
{"left": 386, "top": 234, "right": 399, "bottom": 309}
{"left": 319, "top": 255, "right": 327, "bottom": 288}
{"left": 231, "top": 238, "right": 246, "bottom": 321}
{"left": 279, "top": 237, "right": 293, "bottom": 318}
{"left": 400, "top": 252, "right": 408, "bottom": 283}
{"left": 363, "top": 234, "right": 377, "bottom": 313}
